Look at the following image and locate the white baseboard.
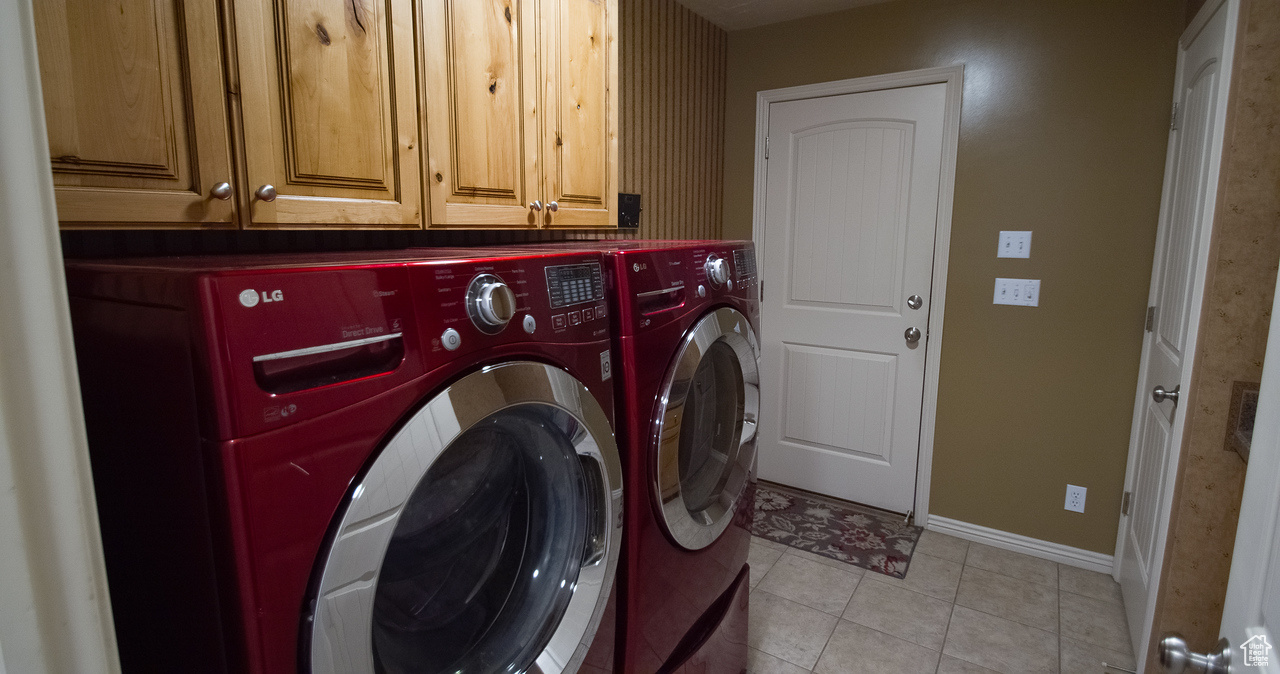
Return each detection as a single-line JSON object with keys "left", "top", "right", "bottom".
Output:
{"left": 926, "top": 515, "right": 1114, "bottom": 574}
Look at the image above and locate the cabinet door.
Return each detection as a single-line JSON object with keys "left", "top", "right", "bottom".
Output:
{"left": 35, "top": 0, "right": 235, "bottom": 227}
{"left": 233, "top": 0, "right": 421, "bottom": 227}
{"left": 540, "top": 0, "right": 617, "bottom": 229}
{"left": 421, "top": 0, "right": 542, "bottom": 227}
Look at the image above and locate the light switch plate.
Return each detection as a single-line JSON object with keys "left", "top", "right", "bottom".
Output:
{"left": 998, "top": 231, "right": 1032, "bottom": 258}
{"left": 994, "top": 278, "right": 1040, "bottom": 306}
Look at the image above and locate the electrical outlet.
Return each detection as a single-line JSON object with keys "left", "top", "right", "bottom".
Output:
{"left": 994, "top": 278, "right": 1041, "bottom": 306}
{"left": 998, "top": 231, "right": 1032, "bottom": 258}
{"left": 1065, "top": 484, "right": 1087, "bottom": 513}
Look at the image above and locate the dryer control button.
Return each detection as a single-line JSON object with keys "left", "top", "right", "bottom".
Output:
{"left": 523, "top": 315, "right": 537, "bottom": 334}
{"left": 441, "top": 328, "right": 462, "bottom": 351}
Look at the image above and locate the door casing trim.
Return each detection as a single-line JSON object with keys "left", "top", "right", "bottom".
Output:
{"left": 750, "top": 64, "right": 964, "bottom": 523}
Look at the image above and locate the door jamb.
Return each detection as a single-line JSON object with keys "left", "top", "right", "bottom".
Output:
{"left": 1111, "top": 0, "right": 1241, "bottom": 667}
{"left": 750, "top": 65, "right": 964, "bottom": 522}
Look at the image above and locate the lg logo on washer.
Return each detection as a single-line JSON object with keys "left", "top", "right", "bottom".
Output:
{"left": 238, "top": 289, "right": 284, "bottom": 308}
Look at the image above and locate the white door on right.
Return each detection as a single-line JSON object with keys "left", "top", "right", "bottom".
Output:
{"left": 1115, "top": 0, "right": 1238, "bottom": 665}
{"left": 758, "top": 84, "right": 946, "bottom": 514}
{"left": 1218, "top": 266, "right": 1280, "bottom": 674}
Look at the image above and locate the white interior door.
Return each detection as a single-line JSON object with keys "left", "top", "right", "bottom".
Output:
{"left": 1218, "top": 266, "right": 1280, "bottom": 673}
{"left": 1114, "top": 0, "right": 1239, "bottom": 666}
{"left": 757, "top": 83, "right": 946, "bottom": 515}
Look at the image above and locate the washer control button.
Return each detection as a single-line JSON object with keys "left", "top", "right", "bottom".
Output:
{"left": 697, "top": 284, "right": 706, "bottom": 298}
{"left": 523, "top": 315, "right": 537, "bottom": 334}
{"left": 552, "top": 314, "right": 567, "bottom": 330}
{"left": 583, "top": 307, "right": 595, "bottom": 321}
{"left": 441, "top": 328, "right": 462, "bottom": 351}
{"left": 727, "top": 279, "right": 734, "bottom": 291}
{"left": 596, "top": 303, "right": 607, "bottom": 318}
{"left": 569, "top": 310, "right": 582, "bottom": 325}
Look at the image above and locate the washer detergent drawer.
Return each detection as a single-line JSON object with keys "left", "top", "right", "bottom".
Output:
{"left": 205, "top": 266, "right": 423, "bottom": 439}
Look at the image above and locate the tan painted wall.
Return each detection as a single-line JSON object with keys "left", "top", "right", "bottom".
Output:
{"left": 1146, "top": 0, "right": 1280, "bottom": 664}
{"left": 723, "top": 0, "right": 1183, "bottom": 552}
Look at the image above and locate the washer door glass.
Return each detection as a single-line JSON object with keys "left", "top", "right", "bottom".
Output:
{"left": 374, "top": 408, "right": 584, "bottom": 672}
{"left": 306, "top": 362, "right": 623, "bottom": 674}
{"left": 655, "top": 307, "right": 760, "bottom": 550}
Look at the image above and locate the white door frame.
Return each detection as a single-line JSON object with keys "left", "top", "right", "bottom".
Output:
{"left": 0, "top": 0, "right": 120, "bottom": 671}
{"left": 1111, "top": 0, "right": 1240, "bottom": 667}
{"left": 750, "top": 65, "right": 964, "bottom": 521}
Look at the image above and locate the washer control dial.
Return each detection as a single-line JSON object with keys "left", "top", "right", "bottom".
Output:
{"left": 705, "top": 254, "right": 730, "bottom": 287}
{"left": 466, "top": 274, "right": 517, "bottom": 333}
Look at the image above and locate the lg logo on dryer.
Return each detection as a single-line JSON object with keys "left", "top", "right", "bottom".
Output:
{"left": 238, "top": 289, "right": 284, "bottom": 308}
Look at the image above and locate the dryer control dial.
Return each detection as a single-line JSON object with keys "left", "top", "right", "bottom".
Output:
{"left": 705, "top": 254, "right": 730, "bottom": 287}
{"left": 466, "top": 274, "right": 517, "bottom": 333}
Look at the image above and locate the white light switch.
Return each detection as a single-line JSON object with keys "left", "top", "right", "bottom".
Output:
{"left": 994, "top": 278, "right": 1040, "bottom": 306}
{"left": 998, "top": 231, "right": 1032, "bottom": 258}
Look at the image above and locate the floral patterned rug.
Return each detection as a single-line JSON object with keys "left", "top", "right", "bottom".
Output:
{"left": 752, "top": 482, "right": 922, "bottom": 579}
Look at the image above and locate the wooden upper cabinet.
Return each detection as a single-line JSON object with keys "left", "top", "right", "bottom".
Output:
{"left": 422, "top": 0, "right": 617, "bottom": 229}
{"left": 422, "top": 0, "right": 541, "bottom": 227}
{"left": 540, "top": 0, "right": 617, "bottom": 229}
{"left": 35, "top": 0, "right": 236, "bottom": 227}
{"left": 231, "top": 0, "right": 422, "bottom": 227}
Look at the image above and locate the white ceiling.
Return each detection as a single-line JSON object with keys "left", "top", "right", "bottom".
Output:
{"left": 677, "top": 0, "right": 897, "bottom": 31}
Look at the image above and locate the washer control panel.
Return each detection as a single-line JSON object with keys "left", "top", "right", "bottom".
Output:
{"left": 411, "top": 254, "right": 610, "bottom": 361}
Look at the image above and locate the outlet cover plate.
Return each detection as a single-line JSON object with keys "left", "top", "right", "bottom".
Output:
{"left": 1065, "top": 484, "right": 1087, "bottom": 513}
{"left": 994, "top": 278, "right": 1040, "bottom": 306}
{"left": 998, "top": 231, "right": 1032, "bottom": 258}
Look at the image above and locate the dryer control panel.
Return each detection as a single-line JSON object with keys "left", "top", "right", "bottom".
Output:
{"left": 609, "top": 242, "right": 758, "bottom": 336}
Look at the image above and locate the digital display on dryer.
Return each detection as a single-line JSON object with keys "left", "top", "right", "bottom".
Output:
{"left": 545, "top": 263, "right": 604, "bottom": 308}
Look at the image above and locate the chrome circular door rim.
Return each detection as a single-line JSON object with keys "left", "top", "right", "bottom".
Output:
{"left": 653, "top": 306, "right": 760, "bottom": 551}
{"left": 307, "top": 361, "right": 623, "bottom": 674}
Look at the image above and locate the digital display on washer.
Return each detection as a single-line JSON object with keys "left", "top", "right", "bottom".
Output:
{"left": 733, "top": 248, "right": 757, "bottom": 285}
{"left": 545, "top": 263, "right": 604, "bottom": 308}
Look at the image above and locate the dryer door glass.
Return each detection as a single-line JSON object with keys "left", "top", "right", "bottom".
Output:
{"left": 306, "top": 362, "right": 624, "bottom": 674}
{"left": 655, "top": 307, "right": 760, "bottom": 551}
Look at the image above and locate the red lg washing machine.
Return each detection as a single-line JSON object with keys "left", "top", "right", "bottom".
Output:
{"left": 517, "top": 240, "right": 761, "bottom": 673}
{"left": 65, "top": 249, "right": 624, "bottom": 674}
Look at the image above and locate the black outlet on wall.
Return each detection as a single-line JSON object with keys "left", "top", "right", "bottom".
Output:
{"left": 618, "top": 193, "right": 641, "bottom": 229}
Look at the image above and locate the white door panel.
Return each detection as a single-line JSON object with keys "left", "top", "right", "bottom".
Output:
{"left": 759, "top": 83, "right": 945, "bottom": 514}
{"left": 1114, "top": 0, "right": 1239, "bottom": 667}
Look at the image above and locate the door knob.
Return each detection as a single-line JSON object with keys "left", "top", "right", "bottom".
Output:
{"left": 530, "top": 200, "right": 543, "bottom": 211}
{"left": 907, "top": 294, "right": 923, "bottom": 310}
{"left": 1158, "top": 634, "right": 1230, "bottom": 673}
{"left": 547, "top": 201, "right": 559, "bottom": 212}
{"left": 255, "top": 185, "right": 277, "bottom": 202}
{"left": 904, "top": 327, "right": 921, "bottom": 344}
{"left": 210, "top": 182, "right": 232, "bottom": 201}
{"left": 1153, "top": 385, "right": 1180, "bottom": 405}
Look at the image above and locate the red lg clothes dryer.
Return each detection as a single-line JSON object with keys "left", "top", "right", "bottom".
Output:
{"left": 65, "top": 249, "right": 623, "bottom": 674}
{"left": 593, "top": 240, "right": 761, "bottom": 673}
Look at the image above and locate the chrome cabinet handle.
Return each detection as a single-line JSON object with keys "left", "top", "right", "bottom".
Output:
{"left": 255, "top": 185, "right": 277, "bottom": 202}
{"left": 547, "top": 200, "right": 559, "bottom": 212}
{"left": 907, "top": 294, "right": 923, "bottom": 310}
{"left": 210, "top": 182, "right": 233, "bottom": 201}
{"left": 904, "top": 327, "right": 921, "bottom": 344}
{"left": 1158, "top": 634, "right": 1229, "bottom": 674}
{"left": 530, "top": 200, "right": 543, "bottom": 211}
{"left": 1152, "top": 385, "right": 1180, "bottom": 405}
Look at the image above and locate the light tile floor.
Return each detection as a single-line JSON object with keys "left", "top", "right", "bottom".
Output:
{"left": 747, "top": 531, "right": 1136, "bottom": 674}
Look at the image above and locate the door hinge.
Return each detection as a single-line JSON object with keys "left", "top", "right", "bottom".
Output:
{"left": 1122, "top": 491, "right": 1133, "bottom": 516}
{"left": 1145, "top": 306, "right": 1156, "bottom": 332}
{"left": 764, "top": 136, "right": 770, "bottom": 159}
{"left": 1170, "top": 102, "right": 1179, "bottom": 131}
